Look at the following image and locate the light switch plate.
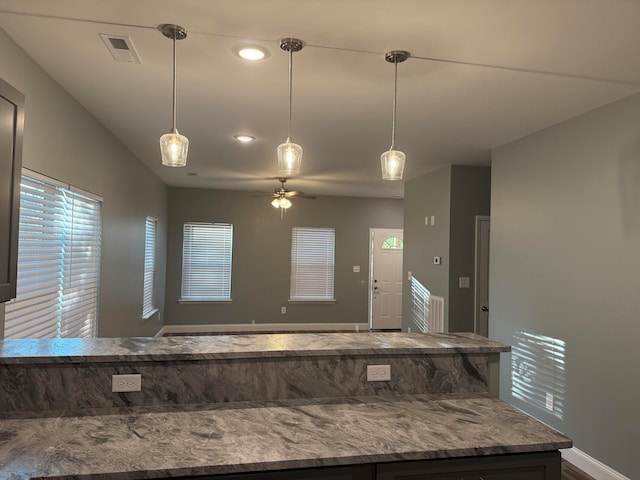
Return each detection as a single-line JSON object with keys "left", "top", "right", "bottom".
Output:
{"left": 353, "top": 265, "right": 360, "bottom": 273}
{"left": 433, "top": 256, "right": 441, "bottom": 265}
{"left": 459, "top": 276, "right": 470, "bottom": 288}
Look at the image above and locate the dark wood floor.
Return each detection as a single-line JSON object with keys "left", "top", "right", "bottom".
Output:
{"left": 562, "top": 460, "right": 596, "bottom": 480}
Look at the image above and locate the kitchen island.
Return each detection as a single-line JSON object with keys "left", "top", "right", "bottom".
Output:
{"left": 0, "top": 332, "right": 571, "bottom": 479}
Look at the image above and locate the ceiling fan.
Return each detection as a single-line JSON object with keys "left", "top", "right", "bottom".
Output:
{"left": 252, "top": 177, "right": 316, "bottom": 215}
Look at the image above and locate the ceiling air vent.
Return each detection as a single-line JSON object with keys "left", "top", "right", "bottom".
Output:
{"left": 99, "top": 33, "right": 141, "bottom": 63}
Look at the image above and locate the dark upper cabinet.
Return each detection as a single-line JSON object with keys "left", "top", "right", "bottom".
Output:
{"left": 0, "top": 77, "right": 24, "bottom": 303}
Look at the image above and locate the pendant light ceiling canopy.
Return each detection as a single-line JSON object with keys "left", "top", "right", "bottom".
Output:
{"left": 277, "top": 38, "right": 305, "bottom": 177}
{"left": 381, "top": 50, "right": 410, "bottom": 181}
{"left": 159, "top": 23, "right": 189, "bottom": 167}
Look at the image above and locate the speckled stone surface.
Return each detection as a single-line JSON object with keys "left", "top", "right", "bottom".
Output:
{"left": 0, "top": 353, "right": 493, "bottom": 415}
{"left": 0, "top": 332, "right": 510, "bottom": 364}
{"left": 0, "top": 394, "right": 572, "bottom": 480}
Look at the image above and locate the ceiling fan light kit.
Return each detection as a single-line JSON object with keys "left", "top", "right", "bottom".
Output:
{"left": 277, "top": 38, "right": 305, "bottom": 176}
{"left": 253, "top": 177, "right": 316, "bottom": 216}
{"left": 159, "top": 23, "right": 189, "bottom": 167}
{"left": 271, "top": 196, "right": 292, "bottom": 209}
{"left": 381, "top": 50, "right": 410, "bottom": 181}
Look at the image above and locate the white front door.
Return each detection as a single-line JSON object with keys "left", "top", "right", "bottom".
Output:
{"left": 370, "top": 228, "right": 404, "bottom": 330}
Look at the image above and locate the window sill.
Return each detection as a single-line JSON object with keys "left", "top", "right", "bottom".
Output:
{"left": 142, "top": 308, "right": 159, "bottom": 320}
{"left": 178, "top": 298, "right": 232, "bottom": 304}
{"left": 288, "top": 299, "right": 336, "bottom": 304}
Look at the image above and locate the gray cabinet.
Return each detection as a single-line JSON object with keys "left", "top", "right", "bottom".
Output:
{"left": 0, "top": 77, "right": 24, "bottom": 303}
{"left": 164, "top": 452, "right": 560, "bottom": 480}
{"left": 376, "top": 452, "right": 560, "bottom": 480}
{"left": 169, "top": 464, "right": 375, "bottom": 480}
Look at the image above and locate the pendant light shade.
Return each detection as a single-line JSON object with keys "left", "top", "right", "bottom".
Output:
{"left": 159, "top": 24, "right": 189, "bottom": 167}
{"left": 277, "top": 38, "right": 304, "bottom": 176}
{"left": 381, "top": 149, "right": 406, "bottom": 181}
{"left": 381, "top": 50, "right": 410, "bottom": 181}
{"left": 277, "top": 139, "right": 303, "bottom": 176}
{"left": 160, "top": 128, "right": 189, "bottom": 167}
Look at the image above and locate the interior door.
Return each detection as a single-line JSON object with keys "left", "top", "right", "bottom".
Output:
{"left": 370, "top": 228, "right": 403, "bottom": 330}
{"left": 474, "top": 216, "right": 490, "bottom": 337}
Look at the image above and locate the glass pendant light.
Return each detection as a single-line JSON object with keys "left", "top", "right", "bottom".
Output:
{"left": 277, "top": 38, "right": 305, "bottom": 176}
{"left": 381, "top": 50, "right": 410, "bottom": 181}
{"left": 159, "top": 24, "right": 189, "bottom": 167}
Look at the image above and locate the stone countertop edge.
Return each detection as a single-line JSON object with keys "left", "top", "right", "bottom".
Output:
{"left": 0, "top": 394, "right": 572, "bottom": 480}
{"left": 0, "top": 332, "right": 510, "bottom": 364}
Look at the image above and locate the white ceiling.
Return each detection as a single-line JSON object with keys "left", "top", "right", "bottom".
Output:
{"left": 1, "top": 0, "right": 639, "bottom": 198}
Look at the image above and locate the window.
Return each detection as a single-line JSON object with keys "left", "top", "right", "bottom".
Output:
{"left": 181, "top": 222, "right": 233, "bottom": 301}
{"left": 290, "top": 227, "right": 335, "bottom": 301}
{"left": 382, "top": 236, "right": 403, "bottom": 249}
{"left": 142, "top": 216, "right": 157, "bottom": 318}
{"left": 4, "top": 170, "right": 102, "bottom": 338}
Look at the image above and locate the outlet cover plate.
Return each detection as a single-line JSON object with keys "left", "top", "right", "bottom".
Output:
{"left": 545, "top": 392, "right": 554, "bottom": 411}
{"left": 112, "top": 374, "right": 142, "bottom": 392}
{"left": 367, "top": 364, "right": 391, "bottom": 382}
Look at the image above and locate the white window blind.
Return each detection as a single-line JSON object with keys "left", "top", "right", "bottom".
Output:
{"left": 142, "top": 216, "right": 157, "bottom": 318}
{"left": 181, "top": 223, "right": 233, "bottom": 301}
{"left": 290, "top": 227, "right": 335, "bottom": 301}
{"left": 4, "top": 172, "right": 102, "bottom": 338}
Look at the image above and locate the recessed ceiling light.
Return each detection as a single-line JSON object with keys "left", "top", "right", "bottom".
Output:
{"left": 232, "top": 44, "right": 270, "bottom": 61}
{"left": 234, "top": 134, "right": 256, "bottom": 143}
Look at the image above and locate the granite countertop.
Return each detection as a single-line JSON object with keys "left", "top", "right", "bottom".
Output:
{"left": 0, "top": 332, "right": 510, "bottom": 365}
{"left": 0, "top": 394, "right": 571, "bottom": 480}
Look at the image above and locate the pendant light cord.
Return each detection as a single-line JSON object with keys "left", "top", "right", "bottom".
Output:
{"left": 390, "top": 57, "right": 398, "bottom": 150}
{"left": 287, "top": 47, "right": 293, "bottom": 140}
{"left": 172, "top": 33, "right": 177, "bottom": 131}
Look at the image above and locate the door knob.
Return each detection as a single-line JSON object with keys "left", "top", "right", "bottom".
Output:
{"left": 481, "top": 306, "right": 489, "bottom": 312}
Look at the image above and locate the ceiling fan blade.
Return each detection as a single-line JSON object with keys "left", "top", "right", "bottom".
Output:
{"left": 249, "top": 192, "right": 278, "bottom": 197}
{"left": 287, "top": 191, "right": 316, "bottom": 199}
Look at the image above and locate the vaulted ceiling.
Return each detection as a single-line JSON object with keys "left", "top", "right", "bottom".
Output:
{"left": 1, "top": 0, "right": 639, "bottom": 198}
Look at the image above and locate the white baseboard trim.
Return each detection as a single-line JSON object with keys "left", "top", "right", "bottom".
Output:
{"left": 161, "top": 323, "right": 369, "bottom": 335}
{"left": 561, "top": 447, "right": 629, "bottom": 480}
{"left": 154, "top": 326, "right": 166, "bottom": 337}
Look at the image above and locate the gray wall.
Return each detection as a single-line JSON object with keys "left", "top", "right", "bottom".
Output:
{"left": 165, "top": 187, "right": 403, "bottom": 327}
{"left": 402, "top": 167, "right": 451, "bottom": 330}
{"left": 402, "top": 165, "right": 490, "bottom": 333}
{"left": 491, "top": 93, "right": 640, "bottom": 478}
{"left": 449, "top": 166, "right": 491, "bottom": 331}
{"left": 0, "top": 28, "right": 168, "bottom": 338}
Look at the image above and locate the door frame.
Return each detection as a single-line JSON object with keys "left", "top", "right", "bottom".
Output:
{"left": 474, "top": 216, "right": 490, "bottom": 336}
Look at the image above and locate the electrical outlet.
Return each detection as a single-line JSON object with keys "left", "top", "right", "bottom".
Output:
{"left": 281, "top": 306, "right": 287, "bottom": 314}
{"left": 112, "top": 374, "right": 141, "bottom": 392}
{"left": 545, "top": 392, "right": 554, "bottom": 411}
{"left": 367, "top": 365, "right": 391, "bottom": 382}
